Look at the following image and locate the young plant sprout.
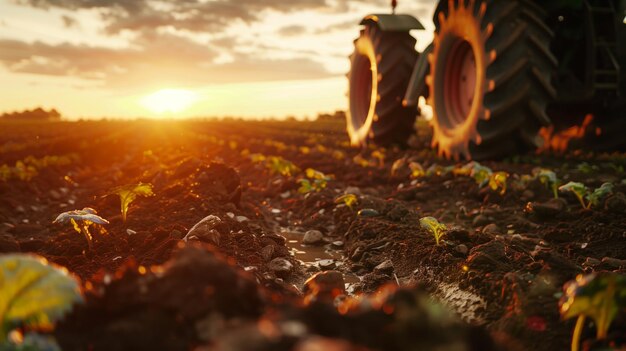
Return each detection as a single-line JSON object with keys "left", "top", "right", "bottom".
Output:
{"left": 488, "top": 171, "right": 509, "bottom": 195}
{"left": 390, "top": 157, "right": 406, "bottom": 176}
{"left": 535, "top": 169, "right": 559, "bottom": 198}
{"left": 469, "top": 162, "right": 493, "bottom": 187}
{"left": 0, "top": 254, "right": 83, "bottom": 345}
{"left": 266, "top": 156, "right": 299, "bottom": 177}
{"left": 334, "top": 194, "right": 358, "bottom": 209}
{"left": 109, "top": 183, "right": 155, "bottom": 223}
{"left": 559, "top": 273, "right": 626, "bottom": 351}
{"left": 409, "top": 162, "right": 425, "bottom": 178}
{"left": 586, "top": 182, "right": 614, "bottom": 207}
{"left": 53, "top": 208, "right": 109, "bottom": 250}
{"left": 419, "top": 216, "right": 447, "bottom": 246}
{"left": 559, "top": 182, "right": 589, "bottom": 208}
{"left": 298, "top": 168, "right": 332, "bottom": 194}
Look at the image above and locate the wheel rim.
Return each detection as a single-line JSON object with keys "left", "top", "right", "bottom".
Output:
{"left": 351, "top": 53, "right": 373, "bottom": 128}
{"left": 427, "top": 1, "right": 490, "bottom": 160}
{"left": 441, "top": 39, "right": 476, "bottom": 129}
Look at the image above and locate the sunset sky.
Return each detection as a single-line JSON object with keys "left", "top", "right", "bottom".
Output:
{"left": 0, "top": 0, "right": 435, "bottom": 119}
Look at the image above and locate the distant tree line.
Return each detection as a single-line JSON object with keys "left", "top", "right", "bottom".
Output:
{"left": 1, "top": 107, "right": 62, "bottom": 121}
{"left": 317, "top": 110, "right": 346, "bottom": 121}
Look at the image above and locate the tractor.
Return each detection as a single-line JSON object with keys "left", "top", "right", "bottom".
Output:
{"left": 347, "top": 0, "right": 626, "bottom": 160}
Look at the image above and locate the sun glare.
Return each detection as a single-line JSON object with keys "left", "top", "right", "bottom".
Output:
{"left": 140, "top": 89, "right": 198, "bottom": 115}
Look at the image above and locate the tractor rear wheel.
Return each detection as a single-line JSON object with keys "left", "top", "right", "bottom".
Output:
{"left": 428, "top": 0, "right": 557, "bottom": 160}
{"left": 347, "top": 24, "right": 418, "bottom": 146}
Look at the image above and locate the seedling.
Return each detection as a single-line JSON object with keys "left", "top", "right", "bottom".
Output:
{"left": 559, "top": 182, "right": 615, "bottom": 209}
{"left": 419, "top": 216, "right": 447, "bottom": 246}
{"left": 586, "top": 182, "right": 613, "bottom": 207}
{"left": 559, "top": 182, "right": 589, "bottom": 208}
{"left": 409, "top": 162, "right": 425, "bottom": 178}
{"left": 391, "top": 157, "right": 406, "bottom": 176}
{"left": 488, "top": 171, "right": 509, "bottom": 195}
{"left": 0, "top": 254, "right": 83, "bottom": 344}
{"left": 298, "top": 168, "right": 332, "bottom": 194}
{"left": 109, "top": 183, "right": 155, "bottom": 223}
{"left": 535, "top": 169, "right": 559, "bottom": 198}
{"left": 53, "top": 208, "right": 108, "bottom": 250}
{"left": 353, "top": 154, "right": 372, "bottom": 168}
{"left": 559, "top": 273, "right": 626, "bottom": 351}
{"left": 469, "top": 162, "right": 493, "bottom": 187}
{"left": 266, "top": 156, "right": 299, "bottom": 177}
{"left": 334, "top": 194, "right": 358, "bottom": 209}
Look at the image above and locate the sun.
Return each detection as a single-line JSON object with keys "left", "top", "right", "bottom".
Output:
{"left": 140, "top": 89, "right": 198, "bottom": 115}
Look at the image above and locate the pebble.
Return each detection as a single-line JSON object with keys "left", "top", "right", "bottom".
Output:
{"left": 126, "top": 229, "right": 137, "bottom": 236}
{"left": 357, "top": 209, "right": 379, "bottom": 218}
{"left": 318, "top": 259, "right": 335, "bottom": 270}
{"left": 601, "top": 257, "right": 626, "bottom": 268}
{"left": 302, "top": 230, "right": 324, "bottom": 245}
{"left": 268, "top": 258, "right": 293, "bottom": 277}
{"left": 374, "top": 259, "right": 394, "bottom": 275}
{"left": 235, "top": 216, "right": 249, "bottom": 222}
{"left": 344, "top": 186, "right": 361, "bottom": 196}
{"left": 331, "top": 241, "right": 344, "bottom": 248}
{"left": 472, "top": 214, "right": 490, "bottom": 227}
{"left": 49, "top": 189, "right": 62, "bottom": 200}
{"left": 482, "top": 223, "right": 500, "bottom": 235}
{"left": 183, "top": 215, "right": 221, "bottom": 245}
{"left": 455, "top": 244, "right": 469, "bottom": 256}
{"left": 350, "top": 246, "right": 365, "bottom": 261}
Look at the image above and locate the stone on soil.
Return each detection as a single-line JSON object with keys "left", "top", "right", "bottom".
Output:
{"left": 303, "top": 230, "right": 324, "bottom": 245}
{"left": 302, "top": 270, "right": 346, "bottom": 304}
{"left": 183, "top": 215, "right": 221, "bottom": 245}
{"left": 269, "top": 257, "right": 293, "bottom": 277}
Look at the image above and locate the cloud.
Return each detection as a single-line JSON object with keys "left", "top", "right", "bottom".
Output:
{"left": 0, "top": 31, "right": 334, "bottom": 89}
{"left": 13, "top": 0, "right": 333, "bottom": 34}
{"left": 277, "top": 25, "right": 308, "bottom": 37}
{"left": 61, "top": 15, "right": 78, "bottom": 28}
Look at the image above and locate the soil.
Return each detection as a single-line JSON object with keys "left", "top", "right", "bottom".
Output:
{"left": 0, "top": 118, "right": 625, "bottom": 351}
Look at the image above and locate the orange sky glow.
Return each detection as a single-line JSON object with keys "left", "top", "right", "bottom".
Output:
{"left": 0, "top": 0, "right": 435, "bottom": 119}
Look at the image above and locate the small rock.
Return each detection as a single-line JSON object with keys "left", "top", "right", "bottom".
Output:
{"left": 261, "top": 234, "right": 287, "bottom": 246}
{"left": 455, "top": 244, "right": 469, "bottom": 256}
{"left": 331, "top": 241, "right": 344, "bottom": 248}
{"left": 601, "top": 257, "right": 626, "bottom": 268}
{"left": 303, "top": 270, "right": 346, "bottom": 304}
{"left": 583, "top": 257, "right": 601, "bottom": 267}
{"left": 605, "top": 192, "right": 626, "bottom": 213}
{"left": 344, "top": 186, "right": 361, "bottom": 196}
{"left": 235, "top": 216, "right": 249, "bottom": 222}
{"left": 357, "top": 209, "right": 379, "bottom": 218}
{"left": 303, "top": 230, "right": 324, "bottom": 245}
{"left": 183, "top": 215, "right": 221, "bottom": 245}
{"left": 472, "top": 214, "right": 490, "bottom": 227}
{"left": 269, "top": 258, "right": 293, "bottom": 277}
{"left": 374, "top": 259, "right": 394, "bottom": 275}
{"left": 318, "top": 259, "right": 335, "bottom": 271}
{"left": 482, "top": 223, "right": 500, "bottom": 235}
{"left": 126, "top": 229, "right": 137, "bottom": 236}
{"left": 261, "top": 245, "right": 275, "bottom": 262}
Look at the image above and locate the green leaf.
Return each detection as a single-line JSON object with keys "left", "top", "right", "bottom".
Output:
{"left": 559, "top": 182, "right": 589, "bottom": 208}
{"left": 334, "top": 194, "right": 358, "bottom": 209}
{"left": 488, "top": 171, "right": 509, "bottom": 195}
{"left": 409, "top": 162, "right": 425, "bottom": 179}
{"left": 586, "top": 182, "right": 613, "bottom": 207}
{"left": 110, "top": 183, "right": 155, "bottom": 223}
{"left": 559, "top": 273, "right": 626, "bottom": 341}
{"left": 0, "top": 254, "right": 83, "bottom": 342}
{"left": 419, "top": 217, "right": 447, "bottom": 246}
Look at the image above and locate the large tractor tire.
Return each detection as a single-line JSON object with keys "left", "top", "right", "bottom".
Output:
{"left": 428, "top": 0, "right": 557, "bottom": 160}
{"left": 347, "top": 24, "right": 419, "bottom": 146}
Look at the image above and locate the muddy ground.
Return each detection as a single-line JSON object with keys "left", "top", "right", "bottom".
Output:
{"left": 0, "top": 118, "right": 625, "bottom": 351}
